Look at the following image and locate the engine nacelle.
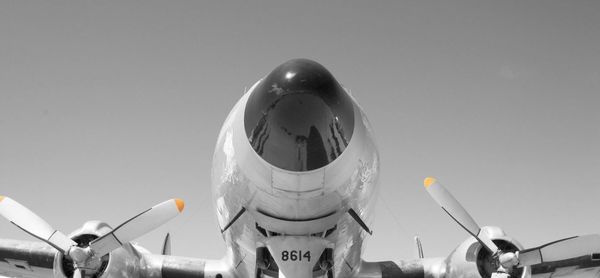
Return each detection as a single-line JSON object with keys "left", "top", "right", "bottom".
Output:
{"left": 444, "top": 226, "right": 531, "bottom": 278}
{"left": 52, "top": 221, "right": 143, "bottom": 278}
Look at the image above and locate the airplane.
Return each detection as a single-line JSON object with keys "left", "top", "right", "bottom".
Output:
{"left": 2, "top": 58, "right": 600, "bottom": 278}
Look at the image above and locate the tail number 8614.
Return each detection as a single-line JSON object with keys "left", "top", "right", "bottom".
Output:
{"left": 281, "top": 250, "right": 311, "bottom": 262}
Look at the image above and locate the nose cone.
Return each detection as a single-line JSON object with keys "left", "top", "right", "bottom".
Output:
{"left": 245, "top": 59, "right": 354, "bottom": 172}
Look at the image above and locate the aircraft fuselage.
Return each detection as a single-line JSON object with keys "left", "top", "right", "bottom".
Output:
{"left": 211, "top": 59, "right": 380, "bottom": 278}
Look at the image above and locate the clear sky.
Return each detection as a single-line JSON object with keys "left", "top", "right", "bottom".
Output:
{"left": 1, "top": 0, "right": 599, "bottom": 268}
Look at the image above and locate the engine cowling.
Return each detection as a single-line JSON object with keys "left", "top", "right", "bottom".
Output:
{"left": 445, "top": 226, "right": 531, "bottom": 278}
{"left": 52, "top": 221, "right": 143, "bottom": 278}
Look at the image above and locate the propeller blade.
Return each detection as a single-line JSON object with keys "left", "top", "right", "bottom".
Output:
{"left": 89, "top": 198, "right": 184, "bottom": 257}
{"left": 517, "top": 234, "right": 600, "bottom": 266}
{"left": 0, "top": 196, "right": 76, "bottom": 253}
{"left": 423, "top": 177, "right": 498, "bottom": 253}
{"left": 74, "top": 268, "right": 83, "bottom": 278}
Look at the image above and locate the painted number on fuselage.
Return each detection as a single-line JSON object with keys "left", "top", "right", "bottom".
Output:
{"left": 281, "top": 250, "right": 311, "bottom": 262}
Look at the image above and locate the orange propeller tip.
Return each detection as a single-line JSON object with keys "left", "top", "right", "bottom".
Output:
{"left": 174, "top": 199, "right": 185, "bottom": 212}
{"left": 424, "top": 177, "right": 437, "bottom": 188}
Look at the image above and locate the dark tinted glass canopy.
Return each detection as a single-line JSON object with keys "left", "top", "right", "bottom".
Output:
{"left": 244, "top": 59, "right": 354, "bottom": 171}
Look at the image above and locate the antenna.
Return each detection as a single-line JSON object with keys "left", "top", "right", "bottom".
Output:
{"left": 414, "top": 236, "right": 424, "bottom": 259}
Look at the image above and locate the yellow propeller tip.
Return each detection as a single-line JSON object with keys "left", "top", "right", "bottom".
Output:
{"left": 0, "top": 196, "right": 4, "bottom": 202}
{"left": 424, "top": 177, "right": 437, "bottom": 188}
{"left": 174, "top": 199, "right": 185, "bottom": 212}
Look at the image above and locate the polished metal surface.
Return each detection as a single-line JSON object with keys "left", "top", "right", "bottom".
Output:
{"left": 212, "top": 61, "right": 380, "bottom": 277}
{"left": 443, "top": 226, "right": 530, "bottom": 278}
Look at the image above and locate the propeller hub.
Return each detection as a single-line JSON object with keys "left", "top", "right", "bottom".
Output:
{"left": 499, "top": 252, "right": 518, "bottom": 269}
{"left": 62, "top": 233, "right": 109, "bottom": 278}
{"left": 68, "top": 247, "right": 90, "bottom": 263}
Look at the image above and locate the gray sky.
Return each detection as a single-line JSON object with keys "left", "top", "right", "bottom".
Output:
{"left": 1, "top": 0, "right": 599, "bottom": 266}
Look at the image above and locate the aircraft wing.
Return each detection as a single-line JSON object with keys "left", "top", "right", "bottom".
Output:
{"left": 356, "top": 248, "right": 600, "bottom": 278}
{"left": 0, "top": 196, "right": 227, "bottom": 278}
{"left": 528, "top": 235, "right": 600, "bottom": 278}
{"left": 417, "top": 177, "right": 600, "bottom": 278}
{"left": 0, "top": 237, "right": 229, "bottom": 278}
{"left": 0, "top": 239, "right": 56, "bottom": 278}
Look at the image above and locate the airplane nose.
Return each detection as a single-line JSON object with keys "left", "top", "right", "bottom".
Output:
{"left": 244, "top": 59, "right": 355, "bottom": 172}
